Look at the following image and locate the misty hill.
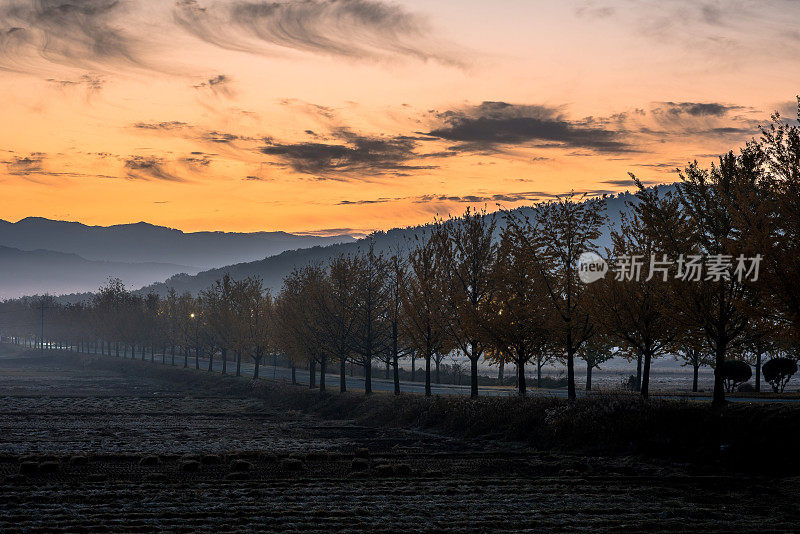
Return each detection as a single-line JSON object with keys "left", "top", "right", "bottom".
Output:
{"left": 0, "top": 217, "right": 356, "bottom": 269}
{"left": 0, "top": 246, "right": 200, "bottom": 300}
{"left": 141, "top": 187, "right": 674, "bottom": 298}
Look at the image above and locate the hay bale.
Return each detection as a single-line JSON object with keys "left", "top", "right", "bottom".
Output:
{"left": 68, "top": 455, "right": 88, "bottom": 466}
{"left": 39, "top": 461, "right": 60, "bottom": 474}
{"left": 138, "top": 455, "right": 160, "bottom": 467}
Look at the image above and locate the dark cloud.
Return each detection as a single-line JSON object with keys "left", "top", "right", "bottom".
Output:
{"left": 654, "top": 101, "right": 742, "bottom": 117}
{"left": 201, "top": 130, "right": 245, "bottom": 143}
{"left": 260, "top": 128, "right": 439, "bottom": 176}
{"left": 427, "top": 101, "right": 632, "bottom": 154}
{"left": 337, "top": 198, "right": 390, "bottom": 205}
{"left": 601, "top": 178, "right": 664, "bottom": 187}
{"left": 180, "top": 154, "right": 212, "bottom": 167}
{"left": 6, "top": 152, "right": 45, "bottom": 174}
{"left": 193, "top": 74, "right": 234, "bottom": 97}
{"left": 134, "top": 121, "right": 189, "bottom": 130}
{"left": 46, "top": 73, "right": 104, "bottom": 93}
{"left": 124, "top": 155, "right": 183, "bottom": 182}
{"left": 173, "top": 0, "right": 460, "bottom": 65}
{"left": 0, "top": 0, "right": 142, "bottom": 71}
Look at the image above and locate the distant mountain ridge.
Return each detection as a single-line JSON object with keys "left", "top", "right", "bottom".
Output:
{"left": 0, "top": 217, "right": 356, "bottom": 269}
{"left": 0, "top": 245, "right": 200, "bottom": 300}
{"left": 140, "top": 186, "right": 677, "bottom": 298}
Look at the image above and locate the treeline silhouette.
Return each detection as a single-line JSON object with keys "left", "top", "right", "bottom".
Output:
{"left": 2, "top": 106, "right": 800, "bottom": 404}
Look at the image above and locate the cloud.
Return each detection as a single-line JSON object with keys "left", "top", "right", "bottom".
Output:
{"left": 260, "top": 128, "right": 440, "bottom": 176}
{"left": 655, "top": 101, "right": 741, "bottom": 117}
{"left": 601, "top": 178, "right": 664, "bottom": 187}
{"left": 173, "top": 0, "right": 461, "bottom": 65}
{"left": 124, "top": 155, "right": 183, "bottom": 182}
{"left": 193, "top": 74, "right": 234, "bottom": 97}
{"left": 5, "top": 152, "right": 44, "bottom": 174}
{"left": 46, "top": 73, "right": 104, "bottom": 93}
{"left": 0, "top": 0, "right": 460, "bottom": 73}
{"left": 134, "top": 121, "right": 190, "bottom": 130}
{"left": 0, "top": 0, "right": 143, "bottom": 72}
{"left": 427, "top": 101, "right": 632, "bottom": 154}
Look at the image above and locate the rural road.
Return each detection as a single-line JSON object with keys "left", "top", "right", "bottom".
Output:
{"left": 124, "top": 350, "right": 800, "bottom": 404}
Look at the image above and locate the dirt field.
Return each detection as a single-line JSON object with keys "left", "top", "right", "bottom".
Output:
{"left": 1, "top": 349, "right": 798, "bottom": 532}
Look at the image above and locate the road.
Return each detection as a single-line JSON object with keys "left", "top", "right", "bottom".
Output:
{"left": 116, "top": 349, "right": 800, "bottom": 403}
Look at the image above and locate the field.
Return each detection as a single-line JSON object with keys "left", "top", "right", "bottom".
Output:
{"left": 1, "top": 346, "right": 799, "bottom": 532}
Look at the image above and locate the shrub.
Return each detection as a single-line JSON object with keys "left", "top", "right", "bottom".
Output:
{"left": 762, "top": 358, "right": 798, "bottom": 393}
{"left": 722, "top": 360, "right": 752, "bottom": 392}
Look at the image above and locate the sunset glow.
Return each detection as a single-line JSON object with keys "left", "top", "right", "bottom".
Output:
{"left": 2, "top": 0, "right": 798, "bottom": 235}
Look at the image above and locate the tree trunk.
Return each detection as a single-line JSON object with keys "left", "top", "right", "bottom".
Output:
{"left": 195, "top": 347, "right": 200, "bottom": 369}
{"left": 641, "top": 350, "right": 652, "bottom": 399}
{"left": 291, "top": 361, "right": 296, "bottom": 385}
{"left": 692, "top": 361, "right": 699, "bottom": 392}
{"left": 207, "top": 350, "right": 214, "bottom": 372}
{"left": 253, "top": 356, "right": 260, "bottom": 380}
{"left": 340, "top": 357, "right": 347, "bottom": 393}
{"left": 517, "top": 359, "right": 526, "bottom": 397}
{"left": 498, "top": 360, "right": 504, "bottom": 385}
{"left": 183, "top": 346, "right": 188, "bottom": 368}
{"left": 755, "top": 351, "right": 762, "bottom": 393}
{"left": 586, "top": 360, "right": 592, "bottom": 391}
{"left": 319, "top": 355, "right": 326, "bottom": 392}
{"left": 150, "top": 345, "right": 154, "bottom": 363}
{"left": 393, "top": 354, "right": 400, "bottom": 396}
{"left": 635, "top": 352, "right": 643, "bottom": 392}
{"left": 411, "top": 355, "right": 416, "bottom": 382}
{"left": 470, "top": 357, "right": 479, "bottom": 398}
{"left": 567, "top": 347, "right": 576, "bottom": 401}
{"left": 236, "top": 350, "right": 241, "bottom": 377}
{"left": 537, "top": 359, "right": 543, "bottom": 389}
{"left": 309, "top": 360, "right": 316, "bottom": 388}
{"left": 364, "top": 356, "right": 372, "bottom": 394}
{"left": 221, "top": 348, "right": 227, "bottom": 374}
{"left": 712, "top": 343, "right": 727, "bottom": 407}
{"left": 424, "top": 353, "right": 431, "bottom": 396}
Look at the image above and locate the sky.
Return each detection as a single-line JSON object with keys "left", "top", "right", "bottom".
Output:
{"left": 1, "top": 0, "right": 798, "bottom": 236}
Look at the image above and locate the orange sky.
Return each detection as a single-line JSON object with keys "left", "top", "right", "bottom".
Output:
{"left": 1, "top": 0, "right": 798, "bottom": 236}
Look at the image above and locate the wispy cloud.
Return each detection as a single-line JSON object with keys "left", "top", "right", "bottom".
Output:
{"left": 174, "top": 0, "right": 462, "bottom": 65}
{"left": 124, "top": 155, "right": 184, "bottom": 182}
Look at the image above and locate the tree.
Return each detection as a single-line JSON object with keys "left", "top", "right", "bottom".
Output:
{"left": 385, "top": 253, "right": 412, "bottom": 395}
{"left": 441, "top": 207, "right": 497, "bottom": 398}
{"left": 350, "top": 243, "right": 391, "bottom": 394}
{"left": 762, "top": 357, "right": 798, "bottom": 393}
{"left": 721, "top": 360, "right": 752, "bottom": 392}
{"left": 236, "top": 277, "right": 273, "bottom": 380}
{"left": 483, "top": 228, "right": 548, "bottom": 396}
{"left": 579, "top": 335, "right": 615, "bottom": 391}
{"left": 597, "top": 186, "right": 680, "bottom": 398}
{"left": 402, "top": 225, "right": 447, "bottom": 396}
{"left": 505, "top": 193, "right": 607, "bottom": 400}
{"left": 635, "top": 151, "right": 762, "bottom": 406}
{"left": 202, "top": 274, "right": 238, "bottom": 374}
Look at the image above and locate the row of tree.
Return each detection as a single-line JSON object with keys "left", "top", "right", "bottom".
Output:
{"left": 1, "top": 106, "right": 799, "bottom": 404}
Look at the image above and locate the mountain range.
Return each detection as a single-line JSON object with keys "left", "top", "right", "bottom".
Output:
{"left": 140, "top": 188, "right": 664, "bottom": 298}
{"left": 1, "top": 185, "right": 675, "bottom": 301}
{"left": 0, "top": 218, "right": 354, "bottom": 299}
